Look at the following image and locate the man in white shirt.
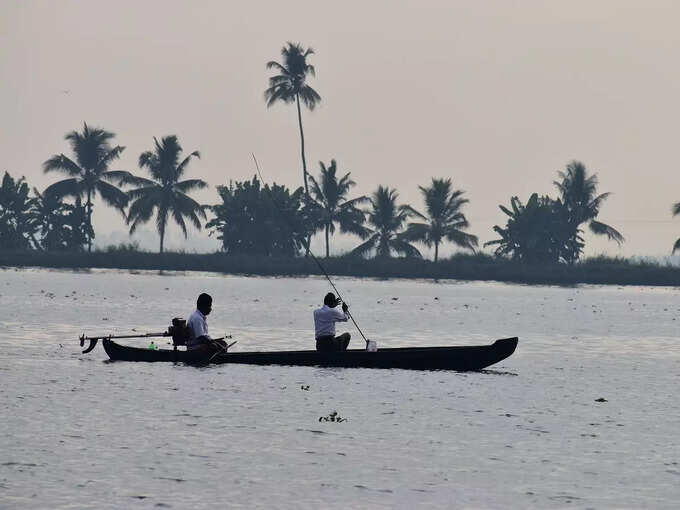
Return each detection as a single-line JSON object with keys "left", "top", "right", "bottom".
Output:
{"left": 313, "top": 292, "right": 351, "bottom": 352}
{"left": 187, "top": 293, "right": 227, "bottom": 352}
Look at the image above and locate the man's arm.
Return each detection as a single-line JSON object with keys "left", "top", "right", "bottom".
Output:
{"left": 334, "top": 302, "right": 349, "bottom": 322}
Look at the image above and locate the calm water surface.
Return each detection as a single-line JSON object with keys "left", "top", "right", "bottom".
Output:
{"left": 1, "top": 267, "right": 679, "bottom": 509}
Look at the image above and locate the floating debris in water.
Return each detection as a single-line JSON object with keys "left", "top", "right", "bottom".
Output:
{"left": 319, "top": 410, "right": 346, "bottom": 423}
{"left": 595, "top": 397, "right": 608, "bottom": 402}
{"left": 300, "top": 385, "right": 310, "bottom": 391}
{"left": 391, "top": 297, "right": 398, "bottom": 301}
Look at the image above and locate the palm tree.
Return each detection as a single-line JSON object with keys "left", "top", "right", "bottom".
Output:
{"left": 351, "top": 186, "right": 421, "bottom": 258}
{"left": 265, "top": 42, "right": 321, "bottom": 197}
{"left": 307, "top": 159, "right": 368, "bottom": 257}
{"left": 124, "top": 136, "right": 207, "bottom": 253}
{"left": 406, "top": 178, "right": 478, "bottom": 262}
{"left": 554, "top": 161, "right": 624, "bottom": 249}
{"left": 43, "top": 123, "right": 130, "bottom": 252}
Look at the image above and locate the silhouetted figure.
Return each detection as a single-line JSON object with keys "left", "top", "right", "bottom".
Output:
{"left": 314, "top": 292, "right": 351, "bottom": 352}
{"left": 187, "top": 293, "right": 228, "bottom": 353}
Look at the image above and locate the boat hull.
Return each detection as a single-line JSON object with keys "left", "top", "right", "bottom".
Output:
{"left": 102, "top": 337, "right": 518, "bottom": 371}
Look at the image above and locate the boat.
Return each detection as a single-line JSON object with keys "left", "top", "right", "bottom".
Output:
{"left": 98, "top": 337, "right": 518, "bottom": 371}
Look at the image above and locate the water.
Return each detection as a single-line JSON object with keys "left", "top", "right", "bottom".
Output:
{"left": 1, "top": 267, "right": 679, "bottom": 509}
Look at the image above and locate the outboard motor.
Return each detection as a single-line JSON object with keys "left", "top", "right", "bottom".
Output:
{"left": 168, "top": 318, "right": 190, "bottom": 349}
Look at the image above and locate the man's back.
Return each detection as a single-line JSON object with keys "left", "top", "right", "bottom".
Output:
{"left": 187, "top": 308, "right": 208, "bottom": 349}
{"left": 313, "top": 304, "right": 347, "bottom": 339}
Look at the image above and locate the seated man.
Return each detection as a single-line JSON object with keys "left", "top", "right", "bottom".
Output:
{"left": 313, "top": 292, "right": 351, "bottom": 352}
{"left": 187, "top": 293, "right": 228, "bottom": 352}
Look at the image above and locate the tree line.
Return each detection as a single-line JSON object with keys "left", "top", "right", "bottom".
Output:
{"left": 0, "top": 41, "right": 651, "bottom": 262}
{"left": 0, "top": 132, "right": 629, "bottom": 263}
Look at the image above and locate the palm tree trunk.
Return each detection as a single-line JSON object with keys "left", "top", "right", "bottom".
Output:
{"left": 325, "top": 223, "right": 330, "bottom": 258}
{"left": 86, "top": 189, "right": 92, "bottom": 253}
{"left": 159, "top": 208, "right": 167, "bottom": 254}
{"left": 296, "top": 94, "right": 311, "bottom": 257}
{"left": 434, "top": 241, "right": 439, "bottom": 263}
{"left": 295, "top": 94, "right": 309, "bottom": 196}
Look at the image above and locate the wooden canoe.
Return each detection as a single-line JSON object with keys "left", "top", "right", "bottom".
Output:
{"left": 101, "top": 337, "right": 518, "bottom": 371}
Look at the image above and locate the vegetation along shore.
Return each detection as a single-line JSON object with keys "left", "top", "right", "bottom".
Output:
{"left": 1, "top": 250, "right": 679, "bottom": 287}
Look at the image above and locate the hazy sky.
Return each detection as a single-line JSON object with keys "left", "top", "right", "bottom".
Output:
{"left": 2, "top": 0, "right": 679, "bottom": 257}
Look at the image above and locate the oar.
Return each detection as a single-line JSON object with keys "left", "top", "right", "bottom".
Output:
{"left": 251, "top": 154, "right": 372, "bottom": 348}
{"left": 79, "top": 331, "right": 170, "bottom": 353}
{"left": 206, "top": 339, "right": 238, "bottom": 364}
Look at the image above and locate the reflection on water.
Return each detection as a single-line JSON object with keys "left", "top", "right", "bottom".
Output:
{"left": 1, "top": 267, "right": 679, "bottom": 509}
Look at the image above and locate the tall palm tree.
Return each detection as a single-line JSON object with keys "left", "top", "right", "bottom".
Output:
{"left": 351, "top": 186, "right": 421, "bottom": 258}
{"left": 407, "top": 178, "right": 478, "bottom": 262}
{"left": 554, "top": 160, "right": 623, "bottom": 247}
{"left": 43, "top": 123, "right": 130, "bottom": 252}
{"left": 124, "top": 136, "right": 207, "bottom": 253}
{"left": 265, "top": 42, "right": 321, "bottom": 197}
{"left": 307, "top": 159, "right": 368, "bottom": 257}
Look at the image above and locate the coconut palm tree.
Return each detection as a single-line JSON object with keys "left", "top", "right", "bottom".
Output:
{"left": 554, "top": 161, "right": 624, "bottom": 250}
{"left": 307, "top": 159, "right": 368, "bottom": 257}
{"left": 124, "top": 136, "right": 207, "bottom": 253}
{"left": 351, "top": 186, "right": 421, "bottom": 258}
{"left": 265, "top": 42, "right": 321, "bottom": 197}
{"left": 406, "top": 178, "right": 478, "bottom": 262}
{"left": 43, "top": 123, "right": 131, "bottom": 252}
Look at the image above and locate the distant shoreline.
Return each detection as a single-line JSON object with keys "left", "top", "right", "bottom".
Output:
{"left": 1, "top": 250, "right": 679, "bottom": 287}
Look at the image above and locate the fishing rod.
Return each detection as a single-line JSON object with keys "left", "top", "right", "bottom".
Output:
{"left": 251, "top": 153, "right": 370, "bottom": 346}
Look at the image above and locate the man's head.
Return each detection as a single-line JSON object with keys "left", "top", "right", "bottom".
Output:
{"left": 197, "top": 293, "right": 212, "bottom": 315}
{"left": 323, "top": 292, "right": 338, "bottom": 308}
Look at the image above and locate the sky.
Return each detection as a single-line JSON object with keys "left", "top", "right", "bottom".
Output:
{"left": 2, "top": 0, "right": 679, "bottom": 258}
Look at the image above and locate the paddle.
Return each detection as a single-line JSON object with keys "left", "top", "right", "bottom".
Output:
{"left": 251, "top": 154, "right": 374, "bottom": 350}
{"left": 206, "top": 339, "right": 238, "bottom": 364}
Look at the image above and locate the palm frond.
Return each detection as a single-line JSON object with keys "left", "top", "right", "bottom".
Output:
{"left": 445, "top": 228, "right": 479, "bottom": 250}
{"left": 175, "top": 178, "right": 208, "bottom": 193}
{"left": 122, "top": 175, "right": 157, "bottom": 188}
{"left": 96, "top": 146, "right": 125, "bottom": 173}
{"left": 588, "top": 220, "right": 624, "bottom": 244}
{"left": 350, "top": 235, "right": 378, "bottom": 257}
{"left": 138, "top": 151, "right": 157, "bottom": 170}
{"left": 265, "top": 61, "right": 288, "bottom": 72}
{"left": 43, "top": 178, "right": 81, "bottom": 198}
{"left": 95, "top": 180, "right": 128, "bottom": 212}
{"left": 299, "top": 85, "right": 321, "bottom": 110}
{"left": 127, "top": 196, "right": 157, "bottom": 234}
{"left": 102, "top": 170, "right": 137, "bottom": 185}
{"left": 175, "top": 151, "right": 200, "bottom": 179}
{"left": 43, "top": 154, "right": 82, "bottom": 176}
{"left": 673, "top": 238, "right": 680, "bottom": 254}
{"left": 391, "top": 236, "right": 423, "bottom": 258}
{"left": 405, "top": 223, "right": 432, "bottom": 245}
{"left": 171, "top": 207, "right": 188, "bottom": 237}
{"left": 174, "top": 192, "right": 207, "bottom": 221}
